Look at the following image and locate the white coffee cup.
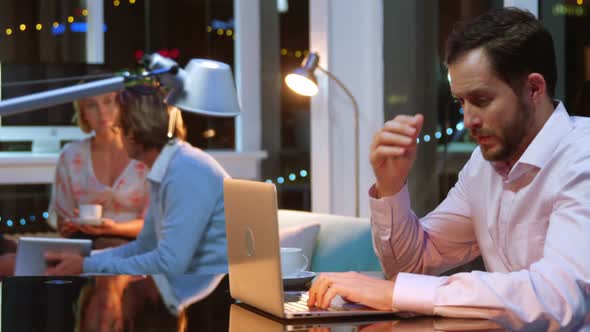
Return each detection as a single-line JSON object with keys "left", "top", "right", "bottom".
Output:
{"left": 78, "top": 204, "right": 102, "bottom": 220}
{"left": 280, "top": 247, "right": 308, "bottom": 278}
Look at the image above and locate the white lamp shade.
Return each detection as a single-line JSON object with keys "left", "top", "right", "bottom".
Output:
{"left": 165, "top": 59, "right": 241, "bottom": 117}
{"left": 285, "top": 72, "right": 319, "bottom": 96}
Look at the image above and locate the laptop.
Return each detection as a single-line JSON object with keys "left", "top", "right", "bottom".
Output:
{"left": 15, "top": 237, "right": 92, "bottom": 276}
{"left": 229, "top": 303, "right": 502, "bottom": 331}
{"left": 224, "top": 179, "right": 395, "bottom": 319}
{"left": 229, "top": 303, "right": 399, "bottom": 332}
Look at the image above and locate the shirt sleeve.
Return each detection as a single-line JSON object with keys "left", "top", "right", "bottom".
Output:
{"left": 369, "top": 155, "right": 481, "bottom": 280}
{"left": 48, "top": 151, "right": 77, "bottom": 228}
{"left": 84, "top": 214, "right": 154, "bottom": 269}
{"left": 382, "top": 155, "right": 590, "bottom": 330}
{"left": 82, "top": 160, "right": 224, "bottom": 275}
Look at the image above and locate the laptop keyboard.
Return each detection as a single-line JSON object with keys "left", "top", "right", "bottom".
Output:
{"left": 284, "top": 292, "right": 346, "bottom": 312}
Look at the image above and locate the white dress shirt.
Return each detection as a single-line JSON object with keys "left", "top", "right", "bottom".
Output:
{"left": 370, "top": 103, "right": 590, "bottom": 331}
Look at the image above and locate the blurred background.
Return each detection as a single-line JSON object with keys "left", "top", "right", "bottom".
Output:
{"left": 0, "top": 0, "right": 588, "bottom": 234}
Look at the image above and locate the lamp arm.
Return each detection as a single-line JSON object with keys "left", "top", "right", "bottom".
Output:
{"left": 0, "top": 76, "right": 126, "bottom": 117}
{"left": 316, "top": 65, "right": 359, "bottom": 114}
{"left": 316, "top": 64, "right": 361, "bottom": 217}
{"left": 0, "top": 65, "right": 179, "bottom": 118}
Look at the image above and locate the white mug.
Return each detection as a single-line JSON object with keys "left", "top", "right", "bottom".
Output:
{"left": 78, "top": 204, "right": 102, "bottom": 220}
{"left": 280, "top": 247, "right": 308, "bottom": 278}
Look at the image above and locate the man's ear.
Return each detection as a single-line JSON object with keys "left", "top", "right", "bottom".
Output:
{"left": 527, "top": 73, "right": 547, "bottom": 104}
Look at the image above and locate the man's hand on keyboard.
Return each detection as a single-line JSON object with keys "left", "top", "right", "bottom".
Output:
{"left": 307, "top": 272, "right": 395, "bottom": 311}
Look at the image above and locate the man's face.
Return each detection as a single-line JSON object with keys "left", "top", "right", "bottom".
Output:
{"left": 122, "top": 132, "right": 141, "bottom": 160}
{"left": 449, "top": 48, "right": 534, "bottom": 163}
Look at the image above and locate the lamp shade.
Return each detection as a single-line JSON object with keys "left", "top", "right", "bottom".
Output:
{"left": 285, "top": 52, "right": 320, "bottom": 96}
{"left": 285, "top": 68, "right": 318, "bottom": 96}
{"left": 284, "top": 52, "right": 320, "bottom": 97}
{"left": 165, "top": 59, "right": 241, "bottom": 117}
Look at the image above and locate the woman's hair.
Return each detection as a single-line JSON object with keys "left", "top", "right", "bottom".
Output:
{"left": 72, "top": 99, "right": 92, "bottom": 133}
{"left": 118, "top": 84, "right": 186, "bottom": 151}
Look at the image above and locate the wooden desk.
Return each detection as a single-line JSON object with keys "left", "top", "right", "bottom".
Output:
{"left": 1, "top": 275, "right": 503, "bottom": 332}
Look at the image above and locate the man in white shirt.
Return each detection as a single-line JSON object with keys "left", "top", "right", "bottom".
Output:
{"left": 308, "top": 7, "right": 590, "bottom": 331}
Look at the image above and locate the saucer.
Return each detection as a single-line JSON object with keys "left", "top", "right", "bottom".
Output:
{"left": 283, "top": 271, "right": 316, "bottom": 289}
{"left": 71, "top": 217, "right": 103, "bottom": 226}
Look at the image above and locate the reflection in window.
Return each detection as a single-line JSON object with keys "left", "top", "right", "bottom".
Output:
{"left": 0, "top": 0, "right": 236, "bottom": 150}
{"left": 0, "top": 0, "right": 237, "bottom": 234}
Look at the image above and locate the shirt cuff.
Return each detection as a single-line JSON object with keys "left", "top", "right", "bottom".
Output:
{"left": 369, "top": 184, "right": 411, "bottom": 228}
{"left": 83, "top": 256, "right": 102, "bottom": 273}
{"left": 392, "top": 272, "right": 445, "bottom": 315}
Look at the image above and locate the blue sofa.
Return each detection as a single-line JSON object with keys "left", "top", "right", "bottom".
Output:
{"left": 277, "top": 210, "right": 382, "bottom": 273}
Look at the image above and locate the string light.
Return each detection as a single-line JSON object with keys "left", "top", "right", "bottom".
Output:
{"left": 0, "top": 213, "right": 50, "bottom": 229}
{"left": 114, "top": 0, "right": 121, "bottom": 7}
{"left": 416, "top": 122, "right": 465, "bottom": 145}
{"left": 205, "top": 25, "right": 308, "bottom": 57}
{"left": 266, "top": 170, "right": 309, "bottom": 185}
{"left": 2, "top": 7, "right": 116, "bottom": 41}
{"left": 130, "top": 0, "right": 137, "bottom": 4}
{"left": 280, "top": 49, "right": 309, "bottom": 58}
{"left": 202, "top": 129, "right": 216, "bottom": 139}
{"left": 263, "top": 121, "right": 464, "bottom": 186}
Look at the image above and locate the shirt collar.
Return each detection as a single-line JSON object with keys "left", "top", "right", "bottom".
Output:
{"left": 147, "top": 139, "right": 182, "bottom": 183}
{"left": 514, "top": 101, "right": 572, "bottom": 171}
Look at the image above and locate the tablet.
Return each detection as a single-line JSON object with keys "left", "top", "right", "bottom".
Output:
{"left": 14, "top": 237, "right": 92, "bottom": 276}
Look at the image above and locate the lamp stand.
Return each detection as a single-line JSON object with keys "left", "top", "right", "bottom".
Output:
{"left": 317, "top": 65, "right": 360, "bottom": 217}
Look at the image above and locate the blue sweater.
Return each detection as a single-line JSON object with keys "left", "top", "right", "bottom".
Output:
{"left": 84, "top": 140, "right": 229, "bottom": 312}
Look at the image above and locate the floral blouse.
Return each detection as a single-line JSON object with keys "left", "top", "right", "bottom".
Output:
{"left": 49, "top": 138, "right": 149, "bottom": 228}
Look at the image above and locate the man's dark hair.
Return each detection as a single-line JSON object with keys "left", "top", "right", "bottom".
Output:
{"left": 445, "top": 7, "right": 557, "bottom": 97}
{"left": 118, "top": 84, "right": 186, "bottom": 151}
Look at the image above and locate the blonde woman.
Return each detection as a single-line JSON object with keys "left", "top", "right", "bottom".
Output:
{"left": 49, "top": 91, "right": 149, "bottom": 248}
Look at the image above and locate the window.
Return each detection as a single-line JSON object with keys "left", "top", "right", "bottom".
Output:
{"left": 0, "top": 0, "right": 238, "bottom": 233}
{"left": 261, "top": 0, "right": 311, "bottom": 211}
{"left": 540, "top": 0, "right": 590, "bottom": 116}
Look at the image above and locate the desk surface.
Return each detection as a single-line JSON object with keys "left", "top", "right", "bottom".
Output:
{"left": 1, "top": 275, "right": 504, "bottom": 332}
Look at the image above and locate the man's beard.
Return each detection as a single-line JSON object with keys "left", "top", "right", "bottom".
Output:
{"left": 474, "top": 96, "right": 533, "bottom": 162}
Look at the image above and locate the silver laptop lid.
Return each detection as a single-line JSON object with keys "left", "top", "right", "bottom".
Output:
{"left": 224, "top": 179, "right": 286, "bottom": 318}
